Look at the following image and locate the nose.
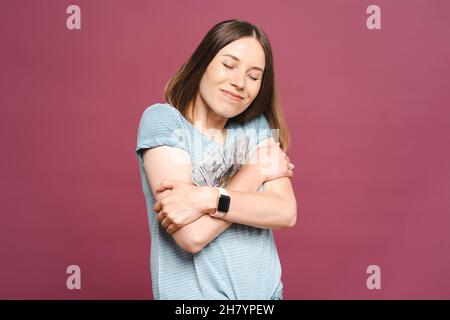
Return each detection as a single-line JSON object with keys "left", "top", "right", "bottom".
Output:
{"left": 230, "top": 71, "right": 246, "bottom": 90}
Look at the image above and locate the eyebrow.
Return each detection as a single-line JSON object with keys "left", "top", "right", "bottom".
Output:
{"left": 221, "top": 54, "right": 264, "bottom": 72}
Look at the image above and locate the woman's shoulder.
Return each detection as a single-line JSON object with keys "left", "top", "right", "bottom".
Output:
{"left": 243, "top": 113, "right": 273, "bottom": 144}
{"left": 140, "top": 102, "right": 185, "bottom": 127}
{"left": 142, "top": 102, "right": 182, "bottom": 118}
{"left": 236, "top": 112, "right": 271, "bottom": 131}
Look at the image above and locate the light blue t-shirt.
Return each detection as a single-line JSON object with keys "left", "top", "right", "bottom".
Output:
{"left": 135, "top": 103, "right": 283, "bottom": 300}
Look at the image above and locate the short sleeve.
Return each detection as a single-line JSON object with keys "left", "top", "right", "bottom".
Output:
{"left": 245, "top": 113, "right": 275, "bottom": 160}
{"left": 135, "top": 104, "right": 190, "bottom": 166}
{"left": 256, "top": 113, "right": 274, "bottom": 145}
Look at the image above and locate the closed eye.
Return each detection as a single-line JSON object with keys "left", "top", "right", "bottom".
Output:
{"left": 223, "top": 63, "right": 259, "bottom": 81}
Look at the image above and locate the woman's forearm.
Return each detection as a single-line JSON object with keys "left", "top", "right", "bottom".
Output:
{"left": 225, "top": 163, "right": 264, "bottom": 192}
{"left": 171, "top": 164, "right": 265, "bottom": 253}
{"left": 205, "top": 185, "right": 297, "bottom": 229}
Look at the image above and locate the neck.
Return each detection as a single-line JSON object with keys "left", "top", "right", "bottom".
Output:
{"left": 187, "top": 97, "right": 227, "bottom": 143}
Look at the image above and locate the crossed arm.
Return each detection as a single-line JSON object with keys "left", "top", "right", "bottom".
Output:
{"left": 142, "top": 140, "right": 297, "bottom": 254}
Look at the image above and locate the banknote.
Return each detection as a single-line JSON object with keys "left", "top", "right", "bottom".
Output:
{"left": 192, "top": 137, "right": 250, "bottom": 187}
{"left": 222, "top": 136, "right": 250, "bottom": 182}
{"left": 191, "top": 165, "right": 208, "bottom": 186}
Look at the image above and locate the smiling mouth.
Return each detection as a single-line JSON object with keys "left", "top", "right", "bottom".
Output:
{"left": 221, "top": 90, "right": 243, "bottom": 101}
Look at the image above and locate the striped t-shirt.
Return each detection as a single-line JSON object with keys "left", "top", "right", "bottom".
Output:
{"left": 136, "top": 103, "right": 283, "bottom": 299}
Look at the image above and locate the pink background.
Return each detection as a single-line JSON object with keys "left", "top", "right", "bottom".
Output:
{"left": 1, "top": 0, "right": 449, "bottom": 299}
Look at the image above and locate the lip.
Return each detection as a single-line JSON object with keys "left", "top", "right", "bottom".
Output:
{"left": 221, "top": 89, "right": 244, "bottom": 101}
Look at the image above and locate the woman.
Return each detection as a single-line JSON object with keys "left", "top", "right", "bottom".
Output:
{"left": 136, "top": 19, "right": 297, "bottom": 300}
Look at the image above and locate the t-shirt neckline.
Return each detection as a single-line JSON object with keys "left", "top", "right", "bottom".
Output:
{"left": 180, "top": 112, "right": 231, "bottom": 148}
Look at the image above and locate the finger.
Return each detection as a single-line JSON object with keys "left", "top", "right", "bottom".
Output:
{"left": 287, "top": 169, "right": 294, "bottom": 178}
{"left": 161, "top": 217, "right": 170, "bottom": 229}
{"left": 287, "top": 160, "right": 293, "bottom": 172}
{"left": 153, "top": 200, "right": 161, "bottom": 212}
{"left": 155, "top": 180, "right": 176, "bottom": 193}
{"left": 156, "top": 180, "right": 172, "bottom": 192}
{"left": 166, "top": 224, "right": 178, "bottom": 234}
{"left": 155, "top": 185, "right": 167, "bottom": 193}
{"left": 156, "top": 211, "right": 164, "bottom": 222}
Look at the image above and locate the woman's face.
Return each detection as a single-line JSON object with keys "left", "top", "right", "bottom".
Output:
{"left": 197, "top": 37, "right": 266, "bottom": 119}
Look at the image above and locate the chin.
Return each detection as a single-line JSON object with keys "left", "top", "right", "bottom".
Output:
{"left": 212, "top": 104, "right": 232, "bottom": 118}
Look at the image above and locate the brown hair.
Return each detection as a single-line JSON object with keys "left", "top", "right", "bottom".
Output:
{"left": 163, "top": 19, "right": 290, "bottom": 151}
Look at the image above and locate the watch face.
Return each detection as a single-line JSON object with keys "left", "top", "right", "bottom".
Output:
{"left": 218, "top": 195, "right": 231, "bottom": 213}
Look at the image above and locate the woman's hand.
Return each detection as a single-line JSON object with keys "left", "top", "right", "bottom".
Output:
{"left": 153, "top": 180, "right": 213, "bottom": 234}
{"left": 248, "top": 142, "right": 294, "bottom": 183}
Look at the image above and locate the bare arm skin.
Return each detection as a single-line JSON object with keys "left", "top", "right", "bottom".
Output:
{"left": 143, "top": 139, "right": 297, "bottom": 253}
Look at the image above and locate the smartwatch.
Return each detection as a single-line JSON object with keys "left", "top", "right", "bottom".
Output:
{"left": 210, "top": 187, "right": 230, "bottom": 218}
